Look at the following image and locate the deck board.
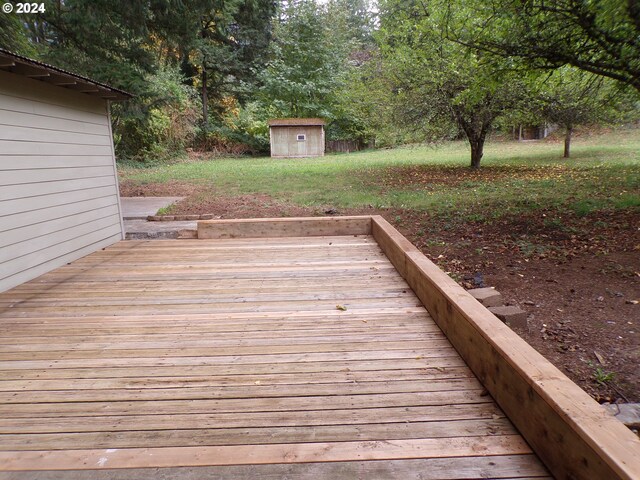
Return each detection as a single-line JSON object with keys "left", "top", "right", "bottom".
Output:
{"left": 0, "top": 236, "right": 550, "bottom": 477}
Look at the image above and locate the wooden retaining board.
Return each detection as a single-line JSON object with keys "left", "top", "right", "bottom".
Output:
{"left": 0, "top": 217, "right": 635, "bottom": 478}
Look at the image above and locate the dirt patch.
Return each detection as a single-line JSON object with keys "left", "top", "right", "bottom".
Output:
{"left": 372, "top": 164, "right": 583, "bottom": 189}
{"left": 119, "top": 180, "right": 201, "bottom": 198}
{"left": 170, "top": 194, "right": 391, "bottom": 221}
{"left": 119, "top": 184, "right": 639, "bottom": 402}
{"left": 170, "top": 193, "right": 320, "bottom": 219}
{"left": 397, "top": 209, "right": 640, "bottom": 403}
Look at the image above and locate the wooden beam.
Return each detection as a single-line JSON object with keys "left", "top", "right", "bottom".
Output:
{"left": 198, "top": 216, "right": 372, "bottom": 239}
{"left": 10, "top": 63, "right": 49, "bottom": 77}
{"left": 371, "top": 215, "right": 420, "bottom": 276}
{"left": 46, "top": 73, "right": 78, "bottom": 86}
{"left": 65, "top": 83, "right": 101, "bottom": 93}
{"left": 370, "top": 215, "right": 640, "bottom": 480}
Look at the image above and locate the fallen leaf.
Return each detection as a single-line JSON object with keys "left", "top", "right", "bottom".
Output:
{"left": 336, "top": 304, "right": 347, "bottom": 311}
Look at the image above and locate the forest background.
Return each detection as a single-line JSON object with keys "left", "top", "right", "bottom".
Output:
{"left": 2, "top": 0, "right": 639, "bottom": 166}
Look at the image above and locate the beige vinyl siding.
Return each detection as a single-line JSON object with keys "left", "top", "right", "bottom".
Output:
{"left": 0, "top": 70, "right": 123, "bottom": 293}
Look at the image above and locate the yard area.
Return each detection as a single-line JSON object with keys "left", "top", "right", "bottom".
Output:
{"left": 119, "top": 129, "right": 640, "bottom": 404}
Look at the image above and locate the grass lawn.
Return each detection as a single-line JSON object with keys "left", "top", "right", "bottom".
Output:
{"left": 119, "top": 129, "right": 640, "bottom": 220}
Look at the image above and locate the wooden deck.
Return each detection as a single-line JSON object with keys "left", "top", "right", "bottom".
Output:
{"left": 0, "top": 232, "right": 551, "bottom": 478}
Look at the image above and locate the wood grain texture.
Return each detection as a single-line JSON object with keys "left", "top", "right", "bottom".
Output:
{"left": 0, "top": 231, "right": 547, "bottom": 478}
{"left": 0, "top": 436, "right": 533, "bottom": 470}
{"left": 197, "top": 216, "right": 371, "bottom": 238}
{"left": 371, "top": 215, "right": 640, "bottom": 480}
{"left": 0, "top": 455, "right": 552, "bottom": 480}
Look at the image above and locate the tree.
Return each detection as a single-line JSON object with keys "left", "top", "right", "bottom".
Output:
{"left": 450, "top": 0, "right": 640, "bottom": 92}
{"left": 374, "top": 0, "right": 523, "bottom": 168}
{"left": 256, "top": 0, "right": 350, "bottom": 119}
{"left": 533, "top": 69, "right": 606, "bottom": 158}
{"left": 0, "top": 15, "right": 38, "bottom": 57}
{"left": 533, "top": 67, "right": 638, "bottom": 158}
{"left": 143, "top": 0, "right": 276, "bottom": 128}
{"left": 17, "top": 0, "right": 276, "bottom": 159}
{"left": 326, "top": 0, "right": 377, "bottom": 48}
{"left": 323, "top": 0, "right": 379, "bottom": 141}
{"left": 32, "top": 0, "right": 274, "bottom": 126}
{"left": 27, "top": 0, "right": 180, "bottom": 160}
{"left": 28, "top": 0, "right": 156, "bottom": 92}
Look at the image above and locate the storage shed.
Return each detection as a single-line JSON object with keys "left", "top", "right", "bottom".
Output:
{"left": 0, "top": 48, "right": 131, "bottom": 293}
{"left": 268, "top": 118, "right": 326, "bottom": 158}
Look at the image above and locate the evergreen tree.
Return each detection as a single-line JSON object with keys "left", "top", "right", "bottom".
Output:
{"left": 151, "top": 0, "right": 276, "bottom": 127}
{"left": 0, "top": 14, "right": 38, "bottom": 56}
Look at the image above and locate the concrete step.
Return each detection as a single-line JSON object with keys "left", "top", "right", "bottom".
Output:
{"left": 488, "top": 305, "right": 528, "bottom": 329}
{"left": 468, "top": 287, "right": 503, "bottom": 307}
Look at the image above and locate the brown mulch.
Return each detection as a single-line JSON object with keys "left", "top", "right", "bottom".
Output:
{"left": 119, "top": 182, "right": 639, "bottom": 403}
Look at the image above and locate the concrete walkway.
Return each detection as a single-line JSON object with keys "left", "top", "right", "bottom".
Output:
{"left": 120, "top": 197, "right": 184, "bottom": 220}
{"left": 124, "top": 219, "right": 198, "bottom": 239}
{"left": 120, "top": 197, "right": 195, "bottom": 239}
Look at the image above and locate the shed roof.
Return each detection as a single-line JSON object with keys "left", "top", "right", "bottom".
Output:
{"left": 268, "top": 118, "right": 326, "bottom": 127}
{"left": 0, "top": 48, "right": 132, "bottom": 101}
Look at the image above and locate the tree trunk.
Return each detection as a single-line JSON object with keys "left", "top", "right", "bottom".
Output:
{"left": 564, "top": 125, "right": 573, "bottom": 158}
{"left": 518, "top": 124, "right": 523, "bottom": 141}
{"left": 202, "top": 68, "right": 208, "bottom": 130}
{"left": 454, "top": 107, "right": 490, "bottom": 169}
{"left": 470, "top": 138, "right": 484, "bottom": 169}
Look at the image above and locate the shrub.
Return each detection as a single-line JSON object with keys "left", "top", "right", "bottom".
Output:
{"left": 113, "top": 67, "right": 200, "bottom": 163}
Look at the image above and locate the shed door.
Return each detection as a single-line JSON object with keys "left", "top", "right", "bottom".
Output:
{"left": 270, "top": 127, "right": 289, "bottom": 157}
{"left": 305, "top": 127, "right": 322, "bottom": 155}
{"left": 294, "top": 129, "right": 308, "bottom": 156}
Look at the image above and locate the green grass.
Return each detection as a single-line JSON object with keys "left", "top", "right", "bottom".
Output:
{"left": 593, "top": 367, "right": 616, "bottom": 385}
{"left": 118, "top": 129, "right": 640, "bottom": 220}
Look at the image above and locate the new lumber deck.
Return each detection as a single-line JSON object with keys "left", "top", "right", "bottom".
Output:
{"left": 0, "top": 216, "right": 637, "bottom": 479}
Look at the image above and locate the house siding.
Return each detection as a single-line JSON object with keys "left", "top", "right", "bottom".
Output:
{"left": 0, "top": 70, "right": 123, "bottom": 292}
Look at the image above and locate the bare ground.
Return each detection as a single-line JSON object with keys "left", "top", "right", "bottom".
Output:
{"left": 120, "top": 180, "right": 640, "bottom": 403}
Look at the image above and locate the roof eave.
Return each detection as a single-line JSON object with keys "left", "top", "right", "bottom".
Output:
{"left": 268, "top": 118, "right": 327, "bottom": 127}
{"left": 0, "top": 49, "right": 132, "bottom": 101}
